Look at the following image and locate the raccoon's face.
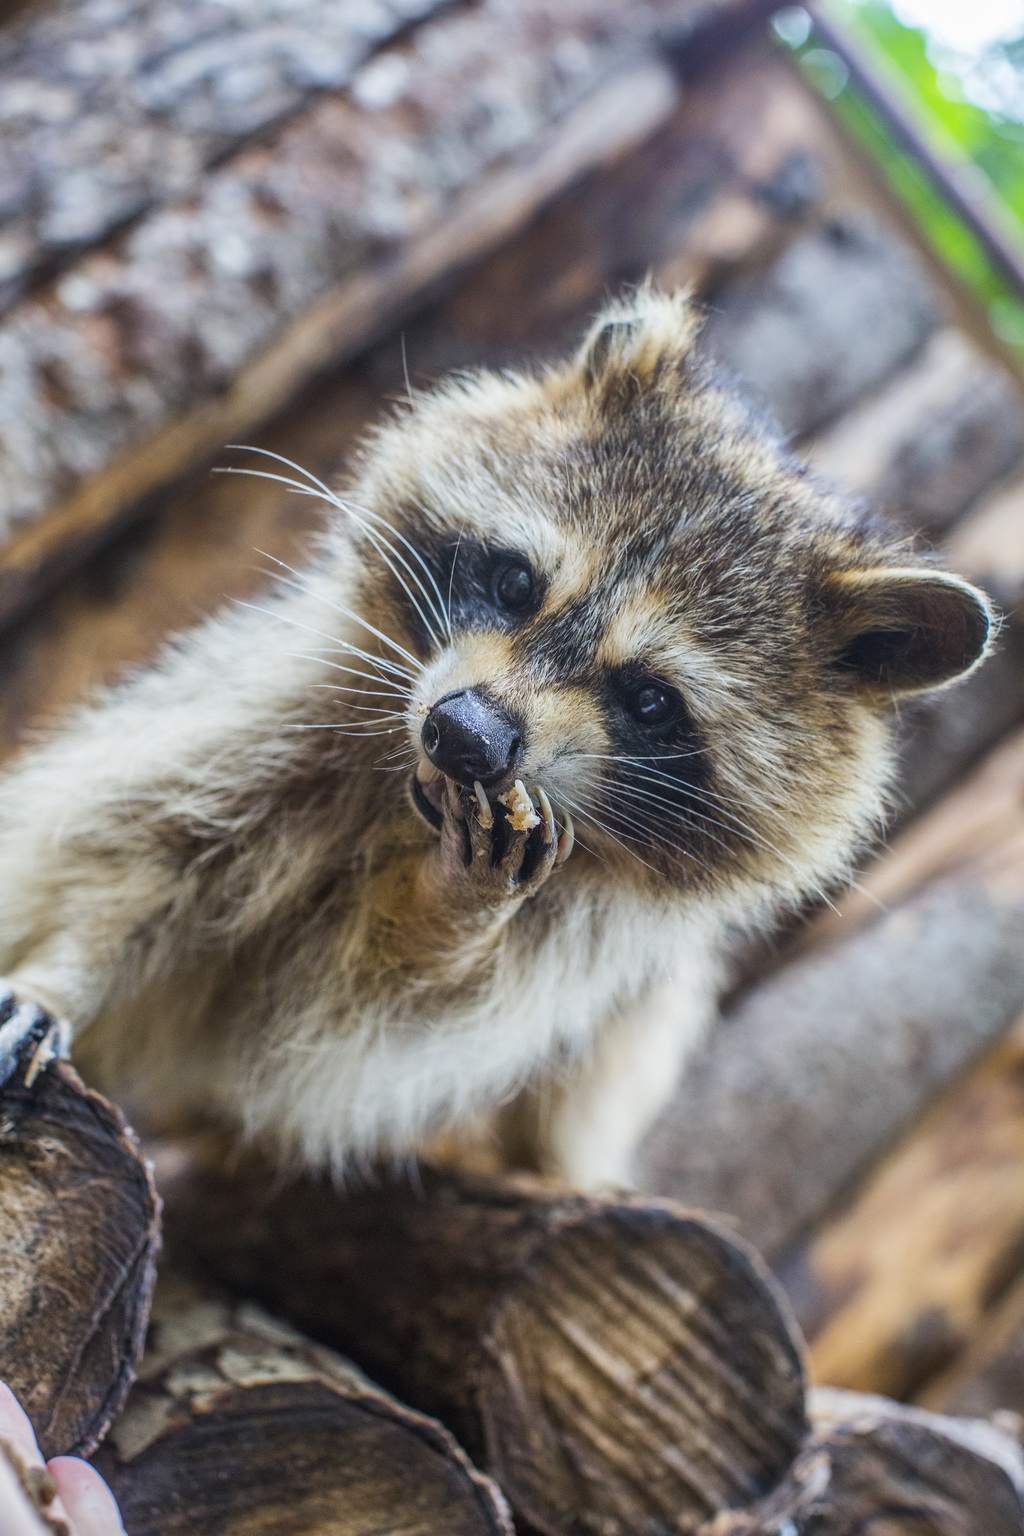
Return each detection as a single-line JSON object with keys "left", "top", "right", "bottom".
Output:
{"left": 346, "top": 291, "right": 991, "bottom": 907}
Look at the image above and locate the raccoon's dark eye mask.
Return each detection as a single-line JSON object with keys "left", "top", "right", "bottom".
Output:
{"left": 598, "top": 662, "right": 708, "bottom": 802}
{"left": 415, "top": 535, "right": 548, "bottom": 636}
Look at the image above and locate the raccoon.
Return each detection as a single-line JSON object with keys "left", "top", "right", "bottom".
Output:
{"left": 0, "top": 289, "right": 992, "bottom": 1186}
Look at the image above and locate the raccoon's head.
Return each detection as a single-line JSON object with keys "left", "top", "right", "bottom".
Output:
{"left": 343, "top": 289, "right": 991, "bottom": 912}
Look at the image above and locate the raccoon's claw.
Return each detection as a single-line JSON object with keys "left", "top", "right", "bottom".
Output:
{"left": 477, "top": 780, "right": 567, "bottom": 896}
{"left": 433, "top": 777, "right": 569, "bottom": 903}
{"left": 555, "top": 806, "right": 575, "bottom": 866}
{"left": 0, "top": 987, "right": 71, "bottom": 1091}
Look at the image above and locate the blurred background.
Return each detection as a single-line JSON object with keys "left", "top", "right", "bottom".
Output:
{"left": 1, "top": 0, "right": 1024, "bottom": 1421}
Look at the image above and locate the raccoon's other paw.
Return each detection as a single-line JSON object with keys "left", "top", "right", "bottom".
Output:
{"left": 434, "top": 778, "right": 573, "bottom": 905}
{"left": 0, "top": 987, "right": 71, "bottom": 1090}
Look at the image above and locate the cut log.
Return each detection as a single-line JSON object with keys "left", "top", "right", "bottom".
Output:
{"left": 0, "top": 0, "right": 768, "bottom": 596}
{"left": 90, "top": 1285, "right": 512, "bottom": 1536}
{"left": 700, "top": 208, "right": 940, "bottom": 438}
{"left": 164, "top": 1160, "right": 808, "bottom": 1536}
{"left": 806, "top": 326, "right": 1024, "bottom": 537}
{"left": 371, "top": 38, "right": 835, "bottom": 380}
{"left": 700, "top": 1389, "right": 1024, "bottom": 1533}
{"left": 919, "top": 1270, "right": 1024, "bottom": 1424}
{"left": 776, "top": 1014, "right": 1024, "bottom": 1400}
{"left": 0, "top": 0, "right": 449, "bottom": 310}
{"left": 636, "top": 725, "right": 1024, "bottom": 1259}
{"left": 0, "top": 48, "right": 681, "bottom": 617}
{"left": 0, "top": 1056, "right": 159, "bottom": 1459}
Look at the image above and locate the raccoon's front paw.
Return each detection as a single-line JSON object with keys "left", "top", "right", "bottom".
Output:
{"left": 433, "top": 778, "right": 573, "bottom": 904}
{"left": 0, "top": 986, "right": 71, "bottom": 1090}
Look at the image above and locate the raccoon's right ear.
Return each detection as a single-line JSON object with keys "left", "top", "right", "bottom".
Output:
{"left": 826, "top": 566, "right": 994, "bottom": 696}
{"left": 577, "top": 289, "right": 703, "bottom": 389}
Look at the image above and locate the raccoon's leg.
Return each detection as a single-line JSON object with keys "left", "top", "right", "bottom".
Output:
{"left": 0, "top": 932, "right": 96, "bottom": 1087}
{"left": 0, "top": 795, "right": 190, "bottom": 1091}
{"left": 0, "top": 925, "right": 127, "bottom": 1087}
{"left": 0, "top": 987, "right": 71, "bottom": 1088}
{"left": 532, "top": 966, "right": 720, "bottom": 1189}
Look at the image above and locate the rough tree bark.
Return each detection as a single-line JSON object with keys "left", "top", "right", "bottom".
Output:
{"left": 0, "top": 0, "right": 767, "bottom": 571}
{"left": 91, "top": 1286, "right": 513, "bottom": 1536}
{"left": 0, "top": 1056, "right": 159, "bottom": 1459}
{"left": 700, "top": 209, "right": 941, "bottom": 439}
{"left": 163, "top": 1160, "right": 809, "bottom": 1536}
{"left": 0, "top": 0, "right": 449, "bottom": 309}
{"left": 806, "top": 326, "right": 1024, "bottom": 536}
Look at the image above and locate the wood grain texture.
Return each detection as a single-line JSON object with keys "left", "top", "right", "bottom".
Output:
{"left": 164, "top": 1160, "right": 808, "bottom": 1536}
{"left": 92, "top": 1288, "right": 513, "bottom": 1536}
{"left": 0, "top": 1059, "right": 159, "bottom": 1459}
{"left": 701, "top": 1390, "right": 1024, "bottom": 1534}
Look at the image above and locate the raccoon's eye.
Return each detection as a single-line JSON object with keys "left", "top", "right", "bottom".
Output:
{"left": 627, "top": 679, "right": 681, "bottom": 728}
{"left": 491, "top": 558, "right": 535, "bottom": 614}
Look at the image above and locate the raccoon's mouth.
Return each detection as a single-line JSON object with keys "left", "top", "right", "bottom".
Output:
{"left": 411, "top": 771, "right": 445, "bottom": 830}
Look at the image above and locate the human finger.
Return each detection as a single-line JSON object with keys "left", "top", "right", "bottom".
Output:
{"left": 48, "top": 1460, "right": 125, "bottom": 1536}
{"left": 0, "top": 1388, "right": 44, "bottom": 1472}
{"left": 0, "top": 1452, "right": 51, "bottom": 1536}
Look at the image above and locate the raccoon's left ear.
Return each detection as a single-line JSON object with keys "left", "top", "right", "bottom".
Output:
{"left": 577, "top": 289, "right": 702, "bottom": 388}
{"left": 828, "top": 567, "right": 994, "bottom": 696}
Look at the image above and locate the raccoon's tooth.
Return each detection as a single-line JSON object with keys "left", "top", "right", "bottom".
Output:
{"left": 555, "top": 810, "right": 575, "bottom": 866}
{"left": 536, "top": 787, "right": 555, "bottom": 845}
{"left": 472, "top": 779, "right": 494, "bottom": 830}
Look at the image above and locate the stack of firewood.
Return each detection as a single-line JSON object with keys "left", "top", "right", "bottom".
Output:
{"left": 1, "top": 1051, "right": 1021, "bottom": 1533}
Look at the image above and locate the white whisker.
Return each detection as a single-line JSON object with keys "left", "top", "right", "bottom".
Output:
{"left": 253, "top": 550, "right": 423, "bottom": 673}
{"left": 283, "top": 724, "right": 405, "bottom": 736}
{"left": 240, "top": 603, "right": 415, "bottom": 684}
{"left": 220, "top": 449, "right": 452, "bottom": 642}
{"left": 286, "top": 653, "right": 409, "bottom": 694}
{"left": 309, "top": 683, "right": 407, "bottom": 702}
{"left": 558, "top": 792, "right": 663, "bottom": 876}
{"left": 615, "top": 768, "right": 839, "bottom": 911}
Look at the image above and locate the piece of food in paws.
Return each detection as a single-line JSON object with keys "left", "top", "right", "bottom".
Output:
{"left": 498, "top": 781, "right": 541, "bottom": 833}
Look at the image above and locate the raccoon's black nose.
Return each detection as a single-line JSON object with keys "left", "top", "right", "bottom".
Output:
{"left": 421, "top": 689, "right": 523, "bottom": 788}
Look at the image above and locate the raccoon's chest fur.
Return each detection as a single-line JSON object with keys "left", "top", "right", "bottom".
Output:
{"left": 217, "top": 883, "right": 706, "bottom": 1169}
